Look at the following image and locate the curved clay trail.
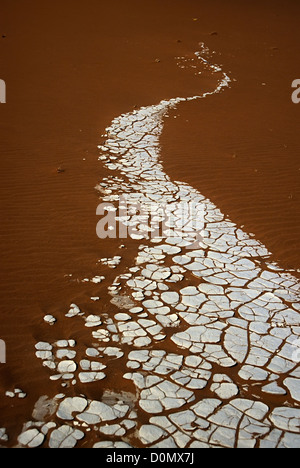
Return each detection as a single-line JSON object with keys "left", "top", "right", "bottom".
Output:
{"left": 15, "top": 48, "right": 300, "bottom": 449}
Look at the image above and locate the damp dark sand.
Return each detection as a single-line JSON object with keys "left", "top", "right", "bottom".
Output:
{"left": 0, "top": 0, "right": 299, "bottom": 448}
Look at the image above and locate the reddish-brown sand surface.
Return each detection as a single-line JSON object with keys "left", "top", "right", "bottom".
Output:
{"left": 0, "top": 0, "right": 299, "bottom": 447}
